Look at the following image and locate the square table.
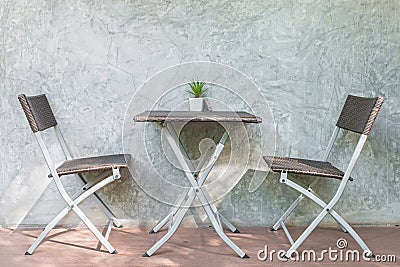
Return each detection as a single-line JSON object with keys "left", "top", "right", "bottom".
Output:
{"left": 134, "top": 110, "right": 261, "bottom": 258}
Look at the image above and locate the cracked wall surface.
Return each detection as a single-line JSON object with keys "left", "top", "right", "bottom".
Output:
{"left": 0, "top": 0, "right": 399, "bottom": 228}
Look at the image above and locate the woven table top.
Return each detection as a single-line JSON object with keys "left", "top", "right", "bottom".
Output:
{"left": 134, "top": 110, "right": 262, "bottom": 123}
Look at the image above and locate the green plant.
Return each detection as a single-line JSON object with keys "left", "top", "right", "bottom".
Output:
{"left": 187, "top": 81, "right": 208, "bottom": 98}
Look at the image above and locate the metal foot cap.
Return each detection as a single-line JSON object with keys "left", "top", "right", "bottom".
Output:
{"left": 149, "top": 229, "right": 155, "bottom": 234}
{"left": 233, "top": 229, "right": 240, "bottom": 233}
{"left": 242, "top": 254, "right": 249, "bottom": 259}
{"left": 25, "top": 251, "right": 32, "bottom": 255}
{"left": 143, "top": 253, "right": 150, "bottom": 257}
{"left": 111, "top": 250, "right": 118, "bottom": 254}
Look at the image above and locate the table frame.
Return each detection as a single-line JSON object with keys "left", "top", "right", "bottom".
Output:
{"left": 143, "top": 122, "right": 248, "bottom": 258}
{"left": 149, "top": 126, "right": 239, "bottom": 235}
{"left": 135, "top": 110, "right": 261, "bottom": 258}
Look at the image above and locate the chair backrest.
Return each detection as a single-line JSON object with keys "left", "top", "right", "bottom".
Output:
{"left": 19, "top": 95, "right": 76, "bottom": 210}
{"left": 327, "top": 95, "right": 384, "bottom": 205}
{"left": 336, "top": 95, "right": 384, "bottom": 135}
{"left": 18, "top": 94, "right": 58, "bottom": 133}
{"left": 19, "top": 93, "right": 73, "bottom": 165}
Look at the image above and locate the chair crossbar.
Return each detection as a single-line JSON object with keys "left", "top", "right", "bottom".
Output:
{"left": 280, "top": 220, "right": 294, "bottom": 245}
{"left": 104, "top": 219, "right": 113, "bottom": 241}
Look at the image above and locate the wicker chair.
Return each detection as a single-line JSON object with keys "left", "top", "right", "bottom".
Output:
{"left": 265, "top": 94, "right": 384, "bottom": 258}
{"left": 18, "top": 94, "right": 130, "bottom": 255}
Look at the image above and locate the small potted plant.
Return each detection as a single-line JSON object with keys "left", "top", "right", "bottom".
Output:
{"left": 187, "top": 81, "right": 208, "bottom": 111}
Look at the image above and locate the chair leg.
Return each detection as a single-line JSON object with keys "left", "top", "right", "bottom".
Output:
{"left": 307, "top": 188, "right": 348, "bottom": 233}
{"left": 283, "top": 177, "right": 373, "bottom": 256}
{"left": 91, "top": 194, "right": 123, "bottom": 228}
{"left": 272, "top": 172, "right": 348, "bottom": 233}
{"left": 26, "top": 207, "right": 70, "bottom": 255}
{"left": 26, "top": 174, "right": 117, "bottom": 255}
{"left": 328, "top": 209, "right": 372, "bottom": 256}
{"left": 284, "top": 203, "right": 360, "bottom": 259}
{"left": 26, "top": 204, "right": 117, "bottom": 255}
{"left": 271, "top": 194, "right": 304, "bottom": 231}
{"left": 285, "top": 208, "right": 329, "bottom": 257}
{"left": 77, "top": 173, "right": 123, "bottom": 228}
{"left": 71, "top": 205, "right": 116, "bottom": 253}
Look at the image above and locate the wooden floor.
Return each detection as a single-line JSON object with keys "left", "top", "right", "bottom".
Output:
{"left": 1, "top": 226, "right": 399, "bottom": 266}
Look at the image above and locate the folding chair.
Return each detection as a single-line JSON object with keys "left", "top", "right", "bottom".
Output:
{"left": 264, "top": 95, "right": 384, "bottom": 258}
{"left": 18, "top": 94, "right": 131, "bottom": 255}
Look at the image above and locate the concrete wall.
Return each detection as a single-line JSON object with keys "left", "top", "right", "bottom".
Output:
{"left": 0, "top": 0, "right": 399, "bottom": 228}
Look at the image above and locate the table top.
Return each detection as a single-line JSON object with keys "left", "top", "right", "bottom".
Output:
{"left": 134, "top": 110, "right": 262, "bottom": 123}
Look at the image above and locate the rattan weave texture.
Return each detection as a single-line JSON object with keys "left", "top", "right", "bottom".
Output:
{"left": 134, "top": 110, "right": 262, "bottom": 123}
{"left": 264, "top": 156, "right": 347, "bottom": 180}
{"left": 336, "top": 95, "right": 384, "bottom": 135}
{"left": 264, "top": 95, "right": 384, "bottom": 180}
{"left": 18, "top": 94, "right": 57, "bottom": 133}
{"left": 56, "top": 154, "right": 130, "bottom": 176}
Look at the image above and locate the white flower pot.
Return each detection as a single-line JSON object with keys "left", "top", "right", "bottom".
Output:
{"left": 189, "top": 98, "right": 204, "bottom": 111}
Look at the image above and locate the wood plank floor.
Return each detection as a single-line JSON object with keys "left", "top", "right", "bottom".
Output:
{"left": 1, "top": 226, "right": 399, "bottom": 266}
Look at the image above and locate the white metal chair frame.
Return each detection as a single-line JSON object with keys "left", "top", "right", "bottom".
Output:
{"left": 267, "top": 95, "right": 384, "bottom": 258}
{"left": 19, "top": 94, "right": 126, "bottom": 255}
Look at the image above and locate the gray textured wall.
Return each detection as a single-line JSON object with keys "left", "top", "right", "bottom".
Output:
{"left": 0, "top": 0, "right": 399, "bottom": 228}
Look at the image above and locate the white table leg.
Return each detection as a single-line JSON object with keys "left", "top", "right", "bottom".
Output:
{"left": 144, "top": 124, "right": 247, "bottom": 258}
{"left": 150, "top": 130, "right": 239, "bottom": 233}
{"left": 149, "top": 144, "right": 213, "bottom": 233}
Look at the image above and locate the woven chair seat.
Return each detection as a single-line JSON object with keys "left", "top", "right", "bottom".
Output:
{"left": 264, "top": 156, "right": 351, "bottom": 180}
{"left": 56, "top": 154, "right": 130, "bottom": 176}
